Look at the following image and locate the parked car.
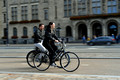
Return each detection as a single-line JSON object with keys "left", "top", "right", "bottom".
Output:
{"left": 87, "top": 36, "right": 116, "bottom": 46}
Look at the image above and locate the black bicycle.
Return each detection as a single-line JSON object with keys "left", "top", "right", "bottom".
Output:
{"left": 26, "top": 47, "right": 41, "bottom": 68}
{"left": 33, "top": 40, "right": 80, "bottom": 72}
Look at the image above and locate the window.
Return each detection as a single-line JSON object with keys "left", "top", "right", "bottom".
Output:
{"left": 64, "top": 0, "right": 72, "bottom": 17}
{"left": 13, "top": 28, "right": 17, "bottom": 36}
{"left": 4, "top": 28, "right": 7, "bottom": 37}
{"left": 73, "top": 0, "right": 76, "bottom": 14}
{"left": 44, "top": 9, "right": 49, "bottom": 20}
{"left": 92, "top": 7, "right": 101, "bottom": 14}
{"left": 55, "top": 6, "right": 57, "bottom": 19}
{"left": 32, "top": 5, "right": 38, "bottom": 20}
{"left": 3, "top": 0, "right": 6, "bottom": 7}
{"left": 3, "top": 13, "right": 6, "bottom": 23}
{"left": 92, "top": 0, "right": 101, "bottom": 14}
{"left": 11, "top": 7, "right": 18, "bottom": 21}
{"left": 21, "top": 6, "right": 28, "bottom": 20}
{"left": 23, "top": 27, "right": 27, "bottom": 36}
{"left": 66, "top": 26, "right": 72, "bottom": 37}
{"left": 78, "top": 0, "right": 87, "bottom": 15}
{"left": 107, "top": 0, "right": 117, "bottom": 13}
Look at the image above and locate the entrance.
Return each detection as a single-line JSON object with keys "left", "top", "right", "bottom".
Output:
{"left": 108, "top": 22, "right": 118, "bottom": 37}
{"left": 78, "top": 24, "right": 87, "bottom": 39}
{"left": 92, "top": 23, "right": 102, "bottom": 37}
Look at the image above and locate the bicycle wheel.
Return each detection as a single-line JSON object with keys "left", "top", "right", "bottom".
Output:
{"left": 26, "top": 50, "right": 37, "bottom": 68}
{"left": 34, "top": 53, "right": 50, "bottom": 71}
{"left": 55, "top": 52, "right": 69, "bottom": 68}
{"left": 60, "top": 52, "right": 80, "bottom": 72}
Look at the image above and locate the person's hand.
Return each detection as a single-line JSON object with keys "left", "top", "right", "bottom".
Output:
{"left": 55, "top": 40, "right": 59, "bottom": 43}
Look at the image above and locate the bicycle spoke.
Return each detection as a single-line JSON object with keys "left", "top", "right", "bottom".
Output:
{"left": 34, "top": 53, "right": 50, "bottom": 71}
{"left": 60, "top": 52, "right": 80, "bottom": 72}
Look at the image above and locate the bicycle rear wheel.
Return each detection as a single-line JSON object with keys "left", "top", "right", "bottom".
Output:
{"left": 60, "top": 52, "right": 80, "bottom": 72}
{"left": 34, "top": 53, "right": 50, "bottom": 71}
{"left": 26, "top": 50, "right": 37, "bottom": 68}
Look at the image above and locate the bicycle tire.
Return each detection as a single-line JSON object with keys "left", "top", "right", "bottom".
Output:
{"left": 33, "top": 53, "right": 50, "bottom": 71}
{"left": 26, "top": 50, "right": 37, "bottom": 68}
{"left": 55, "top": 52, "right": 70, "bottom": 68}
{"left": 60, "top": 52, "right": 80, "bottom": 72}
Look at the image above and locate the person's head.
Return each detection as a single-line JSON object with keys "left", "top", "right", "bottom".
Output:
{"left": 39, "top": 23, "right": 44, "bottom": 30}
{"left": 48, "top": 22, "right": 55, "bottom": 29}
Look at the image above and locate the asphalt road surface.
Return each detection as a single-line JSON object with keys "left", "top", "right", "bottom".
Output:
{"left": 0, "top": 44, "right": 120, "bottom": 76}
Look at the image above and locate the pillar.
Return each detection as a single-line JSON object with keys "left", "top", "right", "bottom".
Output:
{"left": 87, "top": 25, "right": 92, "bottom": 39}
{"left": 102, "top": 22, "right": 107, "bottom": 36}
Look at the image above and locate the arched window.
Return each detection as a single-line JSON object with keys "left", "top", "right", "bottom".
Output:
{"left": 66, "top": 26, "right": 72, "bottom": 37}
{"left": 23, "top": 27, "right": 27, "bottom": 36}
{"left": 13, "top": 27, "right": 17, "bottom": 36}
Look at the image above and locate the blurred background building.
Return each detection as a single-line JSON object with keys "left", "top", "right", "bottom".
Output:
{"left": 0, "top": 0, "right": 120, "bottom": 44}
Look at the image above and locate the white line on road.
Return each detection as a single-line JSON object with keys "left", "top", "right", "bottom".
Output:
{"left": 88, "top": 48, "right": 98, "bottom": 49}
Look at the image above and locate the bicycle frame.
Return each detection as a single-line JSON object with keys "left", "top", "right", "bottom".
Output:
{"left": 52, "top": 40, "right": 66, "bottom": 61}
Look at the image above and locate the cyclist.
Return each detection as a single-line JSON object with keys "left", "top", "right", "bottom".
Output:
{"left": 34, "top": 24, "right": 47, "bottom": 52}
{"left": 43, "top": 22, "right": 59, "bottom": 66}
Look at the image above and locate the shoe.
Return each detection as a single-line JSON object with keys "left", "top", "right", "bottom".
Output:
{"left": 50, "top": 63, "right": 57, "bottom": 67}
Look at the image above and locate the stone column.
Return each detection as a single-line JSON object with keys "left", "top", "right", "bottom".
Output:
{"left": 72, "top": 26, "right": 76, "bottom": 40}
{"left": 102, "top": 21, "right": 107, "bottom": 36}
{"left": 87, "top": 21, "right": 92, "bottom": 39}
{"left": 87, "top": 26, "right": 92, "bottom": 39}
{"left": 118, "top": 23, "right": 120, "bottom": 35}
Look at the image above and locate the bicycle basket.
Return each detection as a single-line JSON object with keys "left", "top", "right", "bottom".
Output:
{"left": 54, "top": 42, "right": 62, "bottom": 50}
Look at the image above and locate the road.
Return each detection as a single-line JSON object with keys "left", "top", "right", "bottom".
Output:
{"left": 0, "top": 44, "right": 120, "bottom": 76}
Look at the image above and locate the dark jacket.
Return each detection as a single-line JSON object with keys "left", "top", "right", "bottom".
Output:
{"left": 34, "top": 28, "right": 44, "bottom": 43}
{"left": 44, "top": 29, "right": 59, "bottom": 42}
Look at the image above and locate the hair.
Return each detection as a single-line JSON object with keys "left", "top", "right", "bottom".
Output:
{"left": 39, "top": 23, "right": 44, "bottom": 27}
{"left": 45, "top": 22, "right": 54, "bottom": 32}
{"left": 48, "top": 22, "right": 53, "bottom": 26}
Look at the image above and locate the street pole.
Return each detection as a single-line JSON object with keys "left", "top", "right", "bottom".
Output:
{"left": 6, "top": 0, "right": 9, "bottom": 46}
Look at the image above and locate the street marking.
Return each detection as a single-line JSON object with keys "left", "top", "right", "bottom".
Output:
{"left": 88, "top": 48, "right": 98, "bottom": 49}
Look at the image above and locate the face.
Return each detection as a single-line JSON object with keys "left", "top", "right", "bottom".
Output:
{"left": 39, "top": 25, "right": 44, "bottom": 30}
{"left": 51, "top": 23, "right": 55, "bottom": 29}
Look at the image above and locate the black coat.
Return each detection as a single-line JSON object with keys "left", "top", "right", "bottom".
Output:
{"left": 44, "top": 29, "right": 58, "bottom": 42}
{"left": 34, "top": 28, "right": 44, "bottom": 43}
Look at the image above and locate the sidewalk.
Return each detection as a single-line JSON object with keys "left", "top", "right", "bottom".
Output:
{"left": 0, "top": 72, "right": 120, "bottom": 80}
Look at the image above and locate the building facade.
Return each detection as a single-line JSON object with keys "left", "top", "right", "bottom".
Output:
{"left": 0, "top": 1, "right": 2, "bottom": 39}
{"left": 0, "top": 0, "right": 120, "bottom": 44}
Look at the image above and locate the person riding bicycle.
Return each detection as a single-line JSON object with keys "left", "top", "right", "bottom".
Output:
{"left": 34, "top": 24, "right": 47, "bottom": 52}
{"left": 43, "top": 22, "right": 60, "bottom": 66}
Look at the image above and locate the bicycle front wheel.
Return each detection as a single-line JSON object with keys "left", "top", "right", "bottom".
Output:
{"left": 60, "top": 52, "right": 80, "bottom": 72}
{"left": 34, "top": 53, "right": 50, "bottom": 71}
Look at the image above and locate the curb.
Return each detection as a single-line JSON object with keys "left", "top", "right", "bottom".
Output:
{"left": 0, "top": 72, "right": 120, "bottom": 80}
